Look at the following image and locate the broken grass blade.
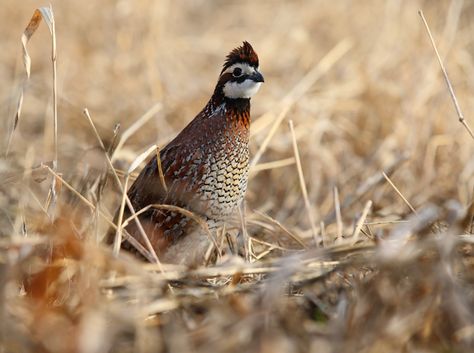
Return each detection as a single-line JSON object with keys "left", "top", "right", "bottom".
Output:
{"left": 7, "top": 6, "right": 56, "bottom": 156}
{"left": 111, "top": 102, "right": 162, "bottom": 161}
{"left": 128, "top": 144, "right": 158, "bottom": 175}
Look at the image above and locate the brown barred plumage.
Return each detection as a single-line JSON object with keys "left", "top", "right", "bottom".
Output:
{"left": 106, "top": 42, "right": 264, "bottom": 265}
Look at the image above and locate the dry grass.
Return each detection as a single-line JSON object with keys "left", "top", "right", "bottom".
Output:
{"left": 1, "top": 1, "right": 474, "bottom": 352}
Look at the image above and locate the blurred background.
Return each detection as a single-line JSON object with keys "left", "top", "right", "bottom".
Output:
{"left": 1, "top": 1, "right": 474, "bottom": 352}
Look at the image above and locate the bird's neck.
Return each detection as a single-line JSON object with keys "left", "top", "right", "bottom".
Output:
{"left": 209, "top": 92, "right": 251, "bottom": 128}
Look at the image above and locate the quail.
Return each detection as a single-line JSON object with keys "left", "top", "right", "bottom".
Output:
{"left": 107, "top": 42, "right": 264, "bottom": 265}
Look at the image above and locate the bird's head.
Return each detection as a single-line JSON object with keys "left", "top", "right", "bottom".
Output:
{"left": 215, "top": 41, "right": 264, "bottom": 100}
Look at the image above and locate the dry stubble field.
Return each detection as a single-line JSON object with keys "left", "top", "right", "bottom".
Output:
{"left": 1, "top": 1, "right": 474, "bottom": 352}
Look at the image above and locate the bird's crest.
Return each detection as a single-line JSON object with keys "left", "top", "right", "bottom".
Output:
{"left": 221, "top": 41, "right": 259, "bottom": 73}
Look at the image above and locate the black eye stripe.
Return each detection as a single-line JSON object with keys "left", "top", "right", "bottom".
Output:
{"left": 234, "top": 75, "right": 248, "bottom": 83}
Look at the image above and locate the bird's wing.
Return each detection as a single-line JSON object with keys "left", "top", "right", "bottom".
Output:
{"left": 112, "top": 142, "right": 207, "bottom": 257}
{"left": 109, "top": 104, "right": 224, "bottom": 258}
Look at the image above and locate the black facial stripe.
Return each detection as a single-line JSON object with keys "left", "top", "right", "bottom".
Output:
{"left": 231, "top": 75, "right": 249, "bottom": 83}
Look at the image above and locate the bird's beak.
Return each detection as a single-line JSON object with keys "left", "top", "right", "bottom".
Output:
{"left": 250, "top": 70, "right": 264, "bottom": 83}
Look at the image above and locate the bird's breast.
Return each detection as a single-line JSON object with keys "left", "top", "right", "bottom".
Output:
{"left": 196, "top": 126, "right": 250, "bottom": 220}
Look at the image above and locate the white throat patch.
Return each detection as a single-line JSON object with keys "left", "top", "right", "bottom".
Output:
{"left": 223, "top": 80, "right": 262, "bottom": 99}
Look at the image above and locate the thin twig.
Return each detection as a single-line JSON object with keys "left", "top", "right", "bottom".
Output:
{"left": 334, "top": 186, "right": 343, "bottom": 242}
{"left": 364, "top": 220, "right": 408, "bottom": 226}
{"left": 113, "top": 174, "right": 130, "bottom": 256}
{"left": 155, "top": 145, "right": 167, "bottom": 192}
{"left": 48, "top": 5, "right": 58, "bottom": 218}
{"left": 289, "top": 120, "right": 318, "bottom": 245}
{"left": 382, "top": 172, "right": 417, "bottom": 215}
{"left": 250, "top": 157, "right": 295, "bottom": 176}
{"left": 351, "top": 200, "right": 372, "bottom": 244}
{"left": 419, "top": 9, "right": 474, "bottom": 140}
{"left": 108, "top": 123, "right": 121, "bottom": 154}
{"left": 13, "top": 146, "right": 36, "bottom": 237}
{"left": 50, "top": 4, "right": 58, "bottom": 171}
{"left": 83, "top": 108, "right": 162, "bottom": 266}
{"left": 254, "top": 210, "right": 307, "bottom": 248}
{"left": 111, "top": 102, "right": 162, "bottom": 161}
{"left": 239, "top": 203, "right": 251, "bottom": 262}
{"left": 320, "top": 221, "right": 327, "bottom": 247}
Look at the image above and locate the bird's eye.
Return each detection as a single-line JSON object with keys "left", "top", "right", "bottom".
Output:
{"left": 232, "top": 67, "right": 243, "bottom": 77}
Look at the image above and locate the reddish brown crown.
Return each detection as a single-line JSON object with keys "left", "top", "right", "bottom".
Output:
{"left": 221, "top": 41, "right": 259, "bottom": 73}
